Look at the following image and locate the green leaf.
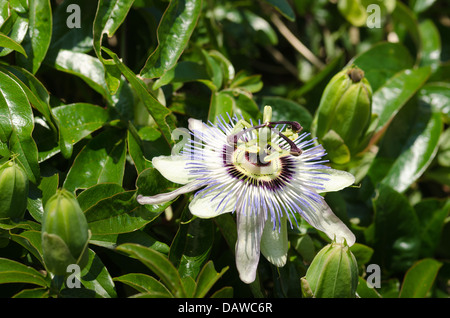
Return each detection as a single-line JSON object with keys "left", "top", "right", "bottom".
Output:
{"left": 414, "top": 199, "right": 450, "bottom": 258}
{"left": 113, "top": 273, "right": 173, "bottom": 297}
{"left": 84, "top": 190, "right": 161, "bottom": 235}
{"left": 0, "top": 257, "right": 49, "bottom": 287}
{"left": 153, "top": 61, "right": 209, "bottom": 90}
{"left": 63, "top": 128, "right": 126, "bottom": 192}
{"left": 44, "top": 49, "right": 109, "bottom": 98}
{"left": 222, "top": 90, "right": 260, "bottom": 122}
{"left": 378, "top": 98, "right": 442, "bottom": 193}
{"left": 391, "top": 2, "right": 420, "bottom": 56}
{"left": 116, "top": 243, "right": 186, "bottom": 297}
{"left": 194, "top": 261, "right": 228, "bottom": 298}
{"left": 75, "top": 249, "right": 118, "bottom": 298}
{"left": 208, "top": 91, "right": 234, "bottom": 124}
{"left": 76, "top": 182, "right": 124, "bottom": 212}
{"left": 0, "top": 32, "right": 27, "bottom": 57}
{"left": 351, "top": 42, "right": 414, "bottom": 91}
{"left": 0, "top": 70, "right": 40, "bottom": 183}
{"left": 27, "top": 173, "right": 59, "bottom": 223}
{"left": 371, "top": 184, "right": 421, "bottom": 275}
{"left": 93, "top": 0, "right": 134, "bottom": 93}
{"left": 263, "top": 0, "right": 295, "bottom": 22}
{"left": 0, "top": 64, "right": 56, "bottom": 133}
{"left": 16, "top": 0, "right": 52, "bottom": 74}
{"left": 372, "top": 67, "right": 431, "bottom": 134}
{"left": 127, "top": 129, "right": 153, "bottom": 174}
{"left": 52, "top": 103, "right": 110, "bottom": 158}
{"left": 140, "top": 0, "right": 203, "bottom": 79}
{"left": 103, "top": 47, "right": 174, "bottom": 148}
{"left": 9, "top": 230, "right": 44, "bottom": 265}
{"left": 0, "top": 10, "right": 28, "bottom": 57}
{"left": 419, "top": 82, "right": 450, "bottom": 122}
{"left": 169, "top": 207, "right": 214, "bottom": 279}
{"left": 399, "top": 258, "right": 442, "bottom": 298}
{"left": 418, "top": 20, "right": 441, "bottom": 70}
{"left": 356, "top": 277, "right": 382, "bottom": 298}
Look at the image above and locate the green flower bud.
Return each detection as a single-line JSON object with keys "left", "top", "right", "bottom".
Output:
{"left": 41, "top": 189, "right": 90, "bottom": 276}
{"left": 0, "top": 159, "right": 29, "bottom": 220}
{"left": 313, "top": 66, "right": 374, "bottom": 164}
{"left": 301, "top": 242, "right": 358, "bottom": 298}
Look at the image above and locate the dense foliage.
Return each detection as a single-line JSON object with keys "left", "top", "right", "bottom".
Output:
{"left": 0, "top": 0, "right": 449, "bottom": 298}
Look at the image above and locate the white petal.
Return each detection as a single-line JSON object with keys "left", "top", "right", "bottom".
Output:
{"left": 260, "top": 217, "right": 288, "bottom": 267}
{"left": 137, "top": 181, "right": 202, "bottom": 205}
{"left": 299, "top": 190, "right": 356, "bottom": 246}
{"left": 316, "top": 169, "right": 355, "bottom": 193}
{"left": 235, "top": 209, "right": 265, "bottom": 284}
{"left": 152, "top": 155, "right": 194, "bottom": 185}
{"left": 188, "top": 118, "right": 210, "bottom": 134}
{"left": 188, "top": 188, "right": 236, "bottom": 218}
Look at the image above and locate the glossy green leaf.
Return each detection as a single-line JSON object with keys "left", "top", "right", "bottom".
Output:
{"left": 93, "top": 0, "right": 134, "bottom": 93}
{"left": 0, "top": 71, "right": 40, "bottom": 183}
{"left": 194, "top": 261, "right": 228, "bottom": 298}
{"left": 140, "top": 0, "right": 203, "bottom": 79}
{"left": 372, "top": 67, "right": 431, "bottom": 134}
{"left": 379, "top": 98, "right": 442, "bottom": 193}
{"left": 0, "top": 65, "right": 56, "bottom": 133}
{"left": 419, "top": 82, "right": 450, "bottom": 121}
{"left": 230, "top": 71, "right": 263, "bottom": 93}
{"left": 391, "top": 2, "right": 420, "bottom": 54}
{"left": 414, "top": 199, "right": 450, "bottom": 258}
{"left": 53, "top": 103, "right": 110, "bottom": 158}
{"left": 0, "top": 33, "right": 27, "bottom": 57}
{"left": 351, "top": 42, "right": 414, "bottom": 91}
{"left": 16, "top": 0, "right": 52, "bottom": 74}
{"left": 77, "top": 183, "right": 124, "bottom": 212}
{"left": 63, "top": 129, "right": 126, "bottom": 192}
{"left": 0, "top": 10, "right": 28, "bottom": 58}
{"left": 356, "top": 277, "right": 382, "bottom": 298}
{"left": 127, "top": 129, "right": 153, "bottom": 174}
{"left": 12, "top": 287, "right": 49, "bottom": 298}
{"left": 153, "top": 61, "right": 210, "bottom": 90}
{"left": 208, "top": 91, "right": 234, "bottom": 124}
{"left": 418, "top": 20, "right": 441, "bottom": 70}
{"left": 44, "top": 50, "right": 108, "bottom": 98}
{"left": 74, "top": 249, "right": 118, "bottom": 298}
{"left": 9, "top": 230, "right": 44, "bottom": 265}
{"left": 0, "top": 257, "right": 49, "bottom": 287}
{"left": 113, "top": 273, "right": 173, "bottom": 297}
{"left": 371, "top": 184, "right": 421, "bottom": 275}
{"left": 116, "top": 243, "right": 186, "bottom": 297}
{"left": 169, "top": 207, "right": 214, "bottom": 279}
{"left": 27, "top": 173, "right": 59, "bottom": 223}
{"left": 84, "top": 190, "right": 161, "bottom": 236}
{"left": 103, "top": 47, "right": 174, "bottom": 148}
{"left": 399, "top": 258, "right": 442, "bottom": 298}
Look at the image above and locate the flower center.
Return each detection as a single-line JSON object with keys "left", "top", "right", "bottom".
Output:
{"left": 232, "top": 147, "right": 283, "bottom": 182}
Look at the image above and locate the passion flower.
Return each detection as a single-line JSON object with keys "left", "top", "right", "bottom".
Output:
{"left": 137, "top": 106, "right": 356, "bottom": 284}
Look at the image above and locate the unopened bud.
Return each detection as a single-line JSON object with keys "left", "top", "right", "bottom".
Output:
{"left": 0, "top": 159, "right": 29, "bottom": 220}
{"left": 301, "top": 242, "right": 358, "bottom": 298}
{"left": 41, "top": 189, "right": 90, "bottom": 276}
